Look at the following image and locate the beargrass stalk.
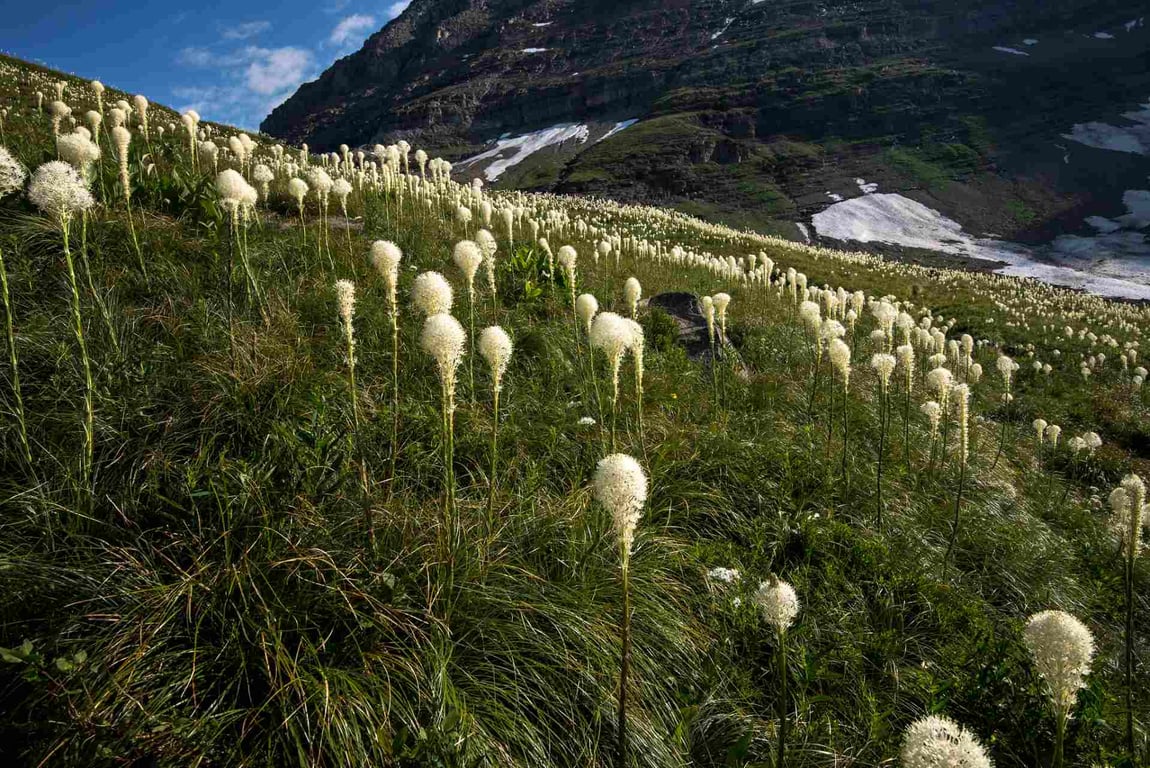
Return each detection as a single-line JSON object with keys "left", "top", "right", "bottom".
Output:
{"left": 479, "top": 326, "right": 512, "bottom": 523}
{"left": 872, "top": 354, "right": 895, "bottom": 529}
{"left": 593, "top": 454, "right": 647, "bottom": 768}
{"left": 0, "top": 246, "right": 32, "bottom": 469}
{"left": 756, "top": 576, "right": 799, "bottom": 768}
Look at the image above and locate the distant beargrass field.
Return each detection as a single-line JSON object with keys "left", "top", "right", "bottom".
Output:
{"left": 0, "top": 52, "right": 1147, "bottom": 768}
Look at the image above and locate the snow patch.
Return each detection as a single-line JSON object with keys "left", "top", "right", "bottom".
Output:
{"left": 711, "top": 17, "right": 736, "bottom": 40}
{"left": 1125, "top": 18, "right": 1145, "bottom": 32}
{"left": 456, "top": 123, "right": 591, "bottom": 182}
{"left": 826, "top": 192, "right": 844, "bottom": 202}
{"left": 993, "top": 46, "right": 1030, "bottom": 56}
{"left": 1022, "top": 38, "right": 1039, "bottom": 45}
{"left": 597, "top": 119, "right": 639, "bottom": 143}
{"left": 521, "top": 48, "right": 549, "bottom": 53}
{"left": 811, "top": 193, "right": 1150, "bottom": 299}
{"left": 796, "top": 222, "right": 810, "bottom": 243}
{"left": 1063, "top": 101, "right": 1150, "bottom": 155}
{"left": 1094, "top": 32, "right": 1115, "bottom": 39}
{"left": 856, "top": 178, "right": 879, "bottom": 194}
{"left": 532, "top": 22, "right": 552, "bottom": 27}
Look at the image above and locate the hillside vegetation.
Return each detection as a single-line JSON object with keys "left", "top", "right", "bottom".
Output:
{"left": 0, "top": 53, "right": 1148, "bottom": 768}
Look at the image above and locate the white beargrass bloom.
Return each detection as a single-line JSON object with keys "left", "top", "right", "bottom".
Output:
{"left": 926, "top": 367, "right": 953, "bottom": 403}
{"left": 411, "top": 271, "right": 454, "bottom": 316}
{"left": 421, "top": 313, "right": 466, "bottom": 396}
{"left": 1024, "top": 610, "right": 1095, "bottom": 719}
{"left": 952, "top": 384, "right": 971, "bottom": 464}
{"left": 576, "top": 293, "right": 599, "bottom": 335}
{"left": 872, "top": 353, "right": 896, "bottom": 392}
{"left": 1033, "top": 419, "right": 1048, "bottom": 443}
{"left": 557, "top": 245, "right": 577, "bottom": 283}
{"left": 453, "top": 240, "right": 484, "bottom": 294}
{"left": 591, "top": 311, "right": 632, "bottom": 364}
{"left": 713, "top": 292, "right": 731, "bottom": 340}
{"left": 829, "top": 338, "right": 851, "bottom": 390}
{"left": 28, "top": 161, "right": 94, "bottom": 220}
{"left": 896, "top": 344, "right": 915, "bottom": 393}
{"left": 288, "top": 177, "right": 308, "bottom": 207}
{"left": 132, "top": 94, "right": 149, "bottom": 138}
{"left": 594, "top": 453, "right": 647, "bottom": 555}
{"left": 1045, "top": 424, "right": 1062, "bottom": 447}
{"left": 370, "top": 240, "right": 403, "bottom": 309}
{"left": 332, "top": 177, "right": 352, "bottom": 209}
{"left": 49, "top": 100, "right": 71, "bottom": 134}
{"left": 0, "top": 147, "right": 27, "bottom": 198}
{"left": 968, "top": 362, "right": 983, "bottom": 385}
{"left": 755, "top": 575, "right": 799, "bottom": 633}
{"left": 900, "top": 715, "right": 992, "bottom": 768}
{"left": 111, "top": 126, "right": 132, "bottom": 198}
{"left": 921, "top": 401, "right": 942, "bottom": 439}
{"left": 702, "top": 296, "right": 716, "bottom": 345}
{"left": 335, "top": 279, "right": 355, "bottom": 325}
{"left": 479, "top": 325, "right": 513, "bottom": 392}
{"left": 624, "top": 276, "right": 642, "bottom": 318}
{"left": 799, "top": 300, "right": 821, "bottom": 335}
{"left": 1111, "top": 473, "right": 1146, "bottom": 558}
{"left": 307, "top": 167, "right": 333, "bottom": 195}
{"left": 996, "top": 355, "right": 1017, "bottom": 390}
{"left": 216, "top": 168, "right": 249, "bottom": 204}
{"left": 476, "top": 228, "right": 497, "bottom": 257}
{"left": 56, "top": 133, "right": 100, "bottom": 177}
{"left": 252, "top": 163, "right": 274, "bottom": 200}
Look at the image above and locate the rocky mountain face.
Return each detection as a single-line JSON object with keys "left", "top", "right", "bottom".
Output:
{"left": 263, "top": 0, "right": 1150, "bottom": 251}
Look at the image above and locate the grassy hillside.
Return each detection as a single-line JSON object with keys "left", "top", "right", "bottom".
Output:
{"left": 0, "top": 53, "right": 1148, "bottom": 768}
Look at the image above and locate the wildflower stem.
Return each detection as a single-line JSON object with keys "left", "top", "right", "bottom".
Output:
{"left": 487, "top": 386, "right": 500, "bottom": 524}
{"left": 0, "top": 247, "right": 32, "bottom": 470}
{"left": 62, "top": 216, "right": 94, "bottom": 499}
{"left": 1053, "top": 709, "right": 1066, "bottom": 768}
{"left": 387, "top": 310, "right": 399, "bottom": 502}
{"left": 79, "top": 213, "right": 119, "bottom": 356}
{"left": 876, "top": 386, "right": 886, "bottom": 530}
{"left": 776, "top": 629, "right": 789, "bottom": 768}
{"left": 943, "top": 457, "right": 967, "bottom": 580}
{"left": 1124, "top": 553, "right": 1136, "bottom": 762}
{"left": 617, "top": 545, "right": 631, "bottom": 768}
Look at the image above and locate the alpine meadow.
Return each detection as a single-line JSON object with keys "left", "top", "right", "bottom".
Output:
{"left": 2, "top": 39, "right": 1150, "bottom": 768}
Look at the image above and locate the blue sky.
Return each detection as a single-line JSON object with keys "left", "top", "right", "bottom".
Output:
{"left": 1, "top": 1, "right": 411, "bottom": 131}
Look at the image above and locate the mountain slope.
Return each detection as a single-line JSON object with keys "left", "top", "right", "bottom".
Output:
{"left": 264, "top": 0, "right": 1150, "bottom": 271}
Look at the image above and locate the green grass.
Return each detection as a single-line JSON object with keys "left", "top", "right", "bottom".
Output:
{"left": 0, "top": 52, "right": 1148, "bottom": 768}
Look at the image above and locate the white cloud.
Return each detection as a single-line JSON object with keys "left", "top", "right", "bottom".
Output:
{"left": 386, "top": 1, "right": 412, "bottom": 19}
{"left": 173, "top": 45, "right": 317, "bottom": 129}
{"left": 176, "top": 47, "right": 219, "bottom": 68}
{"left": 245, "top": 47, "right": 315, "bottom": 95}
{"left": 223, "top": 21, "right": 272, "bottom": 41}
{"left": 329, "top": 14, "right": 377, "bottom": 47}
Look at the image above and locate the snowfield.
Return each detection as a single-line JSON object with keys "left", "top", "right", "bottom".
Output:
{"left": 812, "top": 192, "right": 1150, "bottom": 300}
{"left": 456, "top": 121, "right": 638, "bottom": 182}
{"left": 1063, "top": 101, "right": 1150, "bottom": 156}
{"left": 455, "top": 123, "right": 591, "bottom": 182}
